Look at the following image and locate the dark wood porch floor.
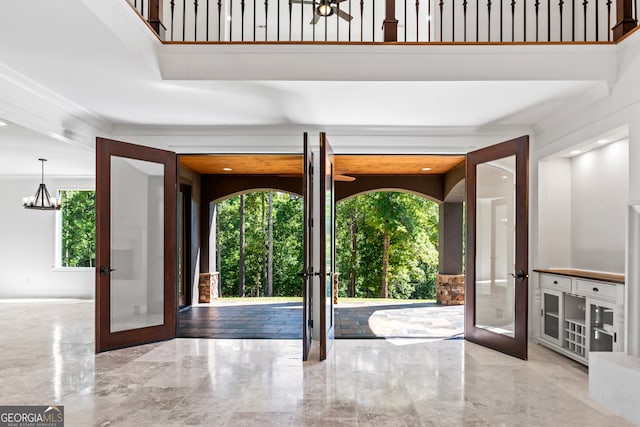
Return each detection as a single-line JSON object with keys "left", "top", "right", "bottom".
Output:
{"left": 178, "top": 300, "right": 464, "bottom": 340}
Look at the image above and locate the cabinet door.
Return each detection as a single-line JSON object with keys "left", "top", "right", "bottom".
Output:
{"left": 541, "top": 289, "right": 563, "bottom": 346}
{"left": 586, "top": 298, "right": 618, "bottom": 355}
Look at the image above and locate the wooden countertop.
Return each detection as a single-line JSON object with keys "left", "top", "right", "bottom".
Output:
{"left": 533, "top": 268, "right": 625, "bottom": 284}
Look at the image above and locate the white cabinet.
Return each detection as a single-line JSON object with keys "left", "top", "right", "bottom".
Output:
{"left": 536, "top": 270, "right": 624, "bottom": 365}
{"left": 587, "top": 298, "right": 618, "bottom": 353}
{"left": 541, "top": 288, "right": 563, "bottom": 346}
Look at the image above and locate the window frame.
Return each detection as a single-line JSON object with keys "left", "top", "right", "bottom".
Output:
{"left": 53, "top": 187, "right": 96, "bottom": 271}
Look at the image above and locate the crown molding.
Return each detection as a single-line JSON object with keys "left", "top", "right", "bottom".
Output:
{"left": 0, "top": 62, "right": 112, "bottom": 147}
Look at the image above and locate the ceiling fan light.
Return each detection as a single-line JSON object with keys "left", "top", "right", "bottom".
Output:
{"left": 317, "top": 3, "right": 333, "bottom": 16}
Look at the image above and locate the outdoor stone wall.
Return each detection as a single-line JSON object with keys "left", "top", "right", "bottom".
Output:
{"left": 198, "top": 272, "right": 219, "bottom": 303}
{"left": 436, "top": 274, "right": 465, "bottom": 305}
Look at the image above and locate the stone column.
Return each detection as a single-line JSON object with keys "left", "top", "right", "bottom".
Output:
{"left": 198, "top": 272, "right": 219, "bottom": 303}
{"left": 438, "top": 202, "right": 464, "bottom": 304}
{"left": 436, "top": 274, "right": 465, "bottom": 305}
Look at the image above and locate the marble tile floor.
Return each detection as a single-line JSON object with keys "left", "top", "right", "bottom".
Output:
{"left": 0, "top": 299, "right": 633, "bottom": 426}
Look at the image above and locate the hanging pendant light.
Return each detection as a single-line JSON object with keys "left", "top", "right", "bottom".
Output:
{"left": 22, "top": 159, "right": 61, "bottom": 210}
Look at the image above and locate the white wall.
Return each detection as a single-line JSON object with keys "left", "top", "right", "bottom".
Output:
{"left": 537, "top": 158, "right": 572, "bottom": 268}
{"left": 571, "top": 140, "right": 628, "bottom": 273}
{"left": 537, "top": 141, "right": 629, "bottom": 274}
{"left": 0, "top": 176, "right": 95, "bottom": 298}
{"left": 531, "top": 30, "right": 640, "bottom": 423}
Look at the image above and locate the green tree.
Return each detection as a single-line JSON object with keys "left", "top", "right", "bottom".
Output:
{"left": 60, "top": 190, "right": 96, "bottom": 267}
{"left": 336, "top": 192, "right": 439, "bottom": 300}
{"left": 217, "top": 191, "right": 302, "bottom": 297}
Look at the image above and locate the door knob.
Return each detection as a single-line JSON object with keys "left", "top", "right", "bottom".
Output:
{"left": 99, "top": 266, "right": 116, "bottom": 277}
{"left": 510, "top": 270, "right": 528, "bottom": 282}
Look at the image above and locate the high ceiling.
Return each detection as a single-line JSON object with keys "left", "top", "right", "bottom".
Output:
{"left": 0, "top": 0, "right": 616, "bottom": 176}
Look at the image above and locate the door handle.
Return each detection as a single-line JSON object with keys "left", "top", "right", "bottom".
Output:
{"left": 99, "top": 266, "right": 116, "bottom": 277}
{"left": 510, "top": 270, "right": 528, "bottom": 282}
{"left": 297, "top": 270, "right": 319, "bottom": 279}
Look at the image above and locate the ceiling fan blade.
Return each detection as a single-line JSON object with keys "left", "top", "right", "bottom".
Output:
{"left": 333, "top": 7, "right": 353, "bottom": 21}
{"left": 310, "top": 13, "right": 321, "bottom": 25}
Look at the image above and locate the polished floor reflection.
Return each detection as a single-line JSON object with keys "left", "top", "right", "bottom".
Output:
{"left": 0, "top": 299, "right": 631, "bottom": 426}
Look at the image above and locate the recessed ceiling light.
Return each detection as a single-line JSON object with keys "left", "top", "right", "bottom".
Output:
{"left": 223, "top": 167, "right": 233, "bottom": 171}
{"left": 597, "top": 139, "right": 609, "bottom": 144}
{"left": 421, "top": 167, "right": 432, "bottom": 171}
{"left": 570, "top": 150, "right": 581, "bottom": 155}
{"left": 501, "top": 175, "right": 508, "bottom": 179}
{"left": 0, "top": 121, "right": 7, "bottom": 127}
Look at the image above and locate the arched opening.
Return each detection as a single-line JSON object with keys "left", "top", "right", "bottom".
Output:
{"left": 179, "top": 189, "right": 305, "bottom": 340}
{"left": 337, "top": 191, "right": 440, "bottom": 300}
{"left": 334, "top": 190, "right": 464, "bottom": 340}
{"left": 215, "top": 190, "right": 302, "bottom": 298}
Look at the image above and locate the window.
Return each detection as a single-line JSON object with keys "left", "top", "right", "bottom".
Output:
{"left": 56, "top": 190, "right": 96, "bottom": 268}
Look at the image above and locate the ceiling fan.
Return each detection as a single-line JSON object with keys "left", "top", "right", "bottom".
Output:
{"left": 291, "top": 0, "right": 354, "bottom": 25}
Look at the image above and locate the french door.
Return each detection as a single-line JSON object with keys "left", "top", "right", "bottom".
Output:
{"left": 95, "top": 137, "right": 177, "bottom": 352}
{"left": 319, "top": 132, "right": 336, "bottom": 360}
{"left": 302, "top": 133, "right": 313, "bottom": 361}
{"left": 465, "top": 135, "right": 529, "bottom": 360}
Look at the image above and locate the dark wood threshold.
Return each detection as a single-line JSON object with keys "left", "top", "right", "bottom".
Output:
{"left": 533, "top": 268, "right": 625, "bottom": 284}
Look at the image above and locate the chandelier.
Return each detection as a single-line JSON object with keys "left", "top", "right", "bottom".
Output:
{"left": 23, "top": 158, "right": 61, "bottom": 210}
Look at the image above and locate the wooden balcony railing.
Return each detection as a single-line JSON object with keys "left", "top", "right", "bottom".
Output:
{"left": 127, "top": 0, "right": 637, "bottom": 42}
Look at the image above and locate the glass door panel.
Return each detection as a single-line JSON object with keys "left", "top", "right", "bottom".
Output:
{"left": 302, "top": 132, "right": 313, "bottom": 361}
{"left": 110, "top": 157, "right": 165, "bottom": 332}
{"left": 465, "top": 136, "right": 529, "bottom": 360}
{"left": 96, "top": 137, "right": 177, "bottom": 353}
{"left": 474, "top": 155, "right": 516, "bottom": 336}
{"left": 589, "top": 301, "right": 615, "bottom": 353}
{"left": 319, "top": 132, "right": 335, "bottom": 361}
{"left": 542, "top": 291, "right": 560, "bottom": 341}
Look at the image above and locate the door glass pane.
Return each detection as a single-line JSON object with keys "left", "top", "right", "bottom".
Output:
{"left": 474, "top": 155, "right": 516, "bottom": 336}
{"left": 178, "top": 190, "right": 184, "bottom": 305}
{"left": 590, "top": 303, "right": 614, "bottom": 352}
{"left": 543, "top": 293, "right": 559, "bottom": 339}
{"left": 326, "top": 161, "right": 334, "bottom": 330}
{"left": 110, "top": 156, "right": 165, "bottom": 333}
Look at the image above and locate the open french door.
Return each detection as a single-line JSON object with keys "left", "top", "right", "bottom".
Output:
{"left": 302, "top": 133, "right": 314, "bottom": 361}
{"left": 95, "top": 137, "right": 177, "bottom": 352}
{"left": 465, "top": 135, "right": 529, "bottom": 360}
{"left": 319, "top": 132, "right": 336, "bottom": 360}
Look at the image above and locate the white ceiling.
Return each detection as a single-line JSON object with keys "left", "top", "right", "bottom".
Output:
{"left": 0, "top": 0, "right": 617, "bottom": 175}
{"left": 0, "top": 120, "right": 94, "bottom": 176}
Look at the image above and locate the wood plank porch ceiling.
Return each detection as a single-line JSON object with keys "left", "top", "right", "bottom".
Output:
{"left": 180, "top": 154, "right": 465, "bottom": 175}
